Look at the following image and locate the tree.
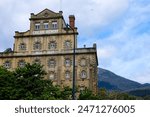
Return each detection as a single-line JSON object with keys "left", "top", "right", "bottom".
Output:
{"left": 0, "top": 63, "right": 72, "bottom": 100}
{"left": 0, "top": 67, "right": 15, "bottom": 99}
{"left": 78, "top": 88, "right": 100, "bottom": 100}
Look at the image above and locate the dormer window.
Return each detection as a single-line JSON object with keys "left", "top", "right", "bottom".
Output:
{"left": 35, "top": 23, "right": 40, "bottom": 30}
{"left": 52, "top": 21, "right": 58, "bottom": 29}
{"left": 44, "top": 22, "right": 49, "bottom": 29}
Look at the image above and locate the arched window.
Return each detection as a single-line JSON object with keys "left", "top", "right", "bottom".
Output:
{"left": 80, "top": 70, "right": 87, "bottom": 79}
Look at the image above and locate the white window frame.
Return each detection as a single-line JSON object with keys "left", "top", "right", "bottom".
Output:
{"left": 35, "top": 23, "right": 40, "bottom": 30}
{"left": 44, "top": 23, "right": 49, "bottom": 30}
{"left": 52, "top": 21, "right": 58, "bottom": 29}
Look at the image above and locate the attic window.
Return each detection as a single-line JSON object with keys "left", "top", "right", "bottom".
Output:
{"left": 35, "top": 23, "right": 40, "bottom": 30}
{"left": 52, "top": 21, "right": 58, "bottom": 29}
{"left": 44, "top": 23, "right": 49, "bottom": 29}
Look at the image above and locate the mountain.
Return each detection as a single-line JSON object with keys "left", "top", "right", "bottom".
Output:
{"left": 98, "top": 68, "right": 150, "bottom": 92}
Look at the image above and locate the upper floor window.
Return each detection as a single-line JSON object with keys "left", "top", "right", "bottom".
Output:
{"left": 19, "top": 43, "right": 26, "bottom": 50}
{"left": 33, "top": 58, "right": 41, "bottom": 64}
{"left": 33, "top": 42, "right": 41, "bottom": 50}
{"left": 80, "top": 58, "right": 87, "bottom": 67}
{"left": 48, "top": 41, "right": 57, "bottom": 50}
{"left": 52, "top": 21, "right": 58, "bottom": 29}
{"left": 35, "top": 23, "right": 40, "bottom": 30}
{"left": 49, "top": 72, "right": 55, "bottom": 80}
{"left": 80, "top": 70, "right": 87, "bottom": 79}
{"left": 44, "top": 22, "right": 49, "bottom": 30}
{"left": 3, "top": 61, "right": 11, "bottom": 69}
{"left": 64, "top": 40, "right": 72, "bottom": 49}
{"left": 18, "top": 60, "right": 25, "bottom": 68}
{"left": 65, "top": 71, "right": 71, "bottom": 79}
{"left": 65, "top": 58, "right": 71, "bottom": 67}
{"left": 48, "top": 59, "right": 56, "bottom": 68}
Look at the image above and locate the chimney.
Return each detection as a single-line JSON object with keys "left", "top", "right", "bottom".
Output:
{"left": 69, "top": 15, "right": 75, "bottom": 29}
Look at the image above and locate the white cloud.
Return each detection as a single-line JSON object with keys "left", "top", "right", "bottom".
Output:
{"left": 0, "top": 0, "right": 150, "bottom": 83}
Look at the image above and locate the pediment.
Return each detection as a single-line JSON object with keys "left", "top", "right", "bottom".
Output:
{"left": 31, "top": 9, "right": 61, "bottom": 19}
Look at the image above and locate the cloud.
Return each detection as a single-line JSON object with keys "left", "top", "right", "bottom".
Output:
{"left": 0, "top": 0, "right": 150, "bottom": 83}
{"left": 97, "top": 0, "right": 150, "bottom": 83}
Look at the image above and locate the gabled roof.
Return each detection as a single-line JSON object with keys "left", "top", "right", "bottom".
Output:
{"left": 30, "top": 8, "right": 63, "bottom": 20}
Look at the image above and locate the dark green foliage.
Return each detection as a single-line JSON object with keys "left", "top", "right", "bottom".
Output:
{"left": 0, "top": 63, "right": 72, "bottom": 100}
{"left": 108, "top": 91, "right": 136, "bottom": 100}
{"left": 78, "top": 88, "right": 137, "bottom": 100}
{"left": 78, "top": 88, "right": 99, "bottom": 100}
{"left": 127, "top": 88, "right": 150, "bottom": 97}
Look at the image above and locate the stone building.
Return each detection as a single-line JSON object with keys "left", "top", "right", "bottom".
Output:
{"left": 0, "top": 9, "right": 98, "bottom": 93}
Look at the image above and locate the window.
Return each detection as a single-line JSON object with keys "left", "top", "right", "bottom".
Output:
{"left": 33, "top": 59, "right": 41, "bottom": 64}
{"left": 44, "top": 23, "right": 49, "bottom": 29}
{"left": 80, "top": 70, "right": 87, "bottom": 79}
{"left": 48, "top": 59, "right": 56, "bottom": 68}
{"left": 34, "top": 42, "right": 41, "bottom": 50}
{"left": 3, "top": 61, "right": 11, "bottom": 69}
{"left": 80, "top": 58, "right": 86, "bottom": 67}
{"left": 19, "top": 43, "right": 26, "bottom": 50}
{"left": 35, "top": 23, "right": 40, "bottom": 30}
{"left": 79, "top": 86, "right": 85, "bottom": 92}
{"left": 64, "top": 40, "right": 71, "bottom": 49}
{"left": 48, "top": 41, "right": 56, "bottom": 50}
{"left": 52, "top": 21, "right": 58, "bottom": 29}
{"left": 18, "top": 60, "right": 25, "bottom": 68}
{"left": 49, "top": 72, "right": 55, "bottom": 80}
{"left": 65, "top": 71, "right": 71, "bottom": 79}
{"left": 65, "top": 58, "right": 71, "bottom": 67}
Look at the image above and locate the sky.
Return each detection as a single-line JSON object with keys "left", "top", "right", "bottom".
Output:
{"left": 0, "top": 0, "right": 150, "bottom": 83}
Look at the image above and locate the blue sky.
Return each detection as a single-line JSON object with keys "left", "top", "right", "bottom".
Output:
{"left": 0, "top": 0, "right": 150, "bottom": 83}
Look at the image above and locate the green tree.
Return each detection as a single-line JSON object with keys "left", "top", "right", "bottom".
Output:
{"left": 0, "top": 67, "right": 15, "bottom": 99}
{"left": 78, "top": 88, "right": 100, "bottom": 100}
{"left": 0, "top": 63, "right": 72, "bottom": 100}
